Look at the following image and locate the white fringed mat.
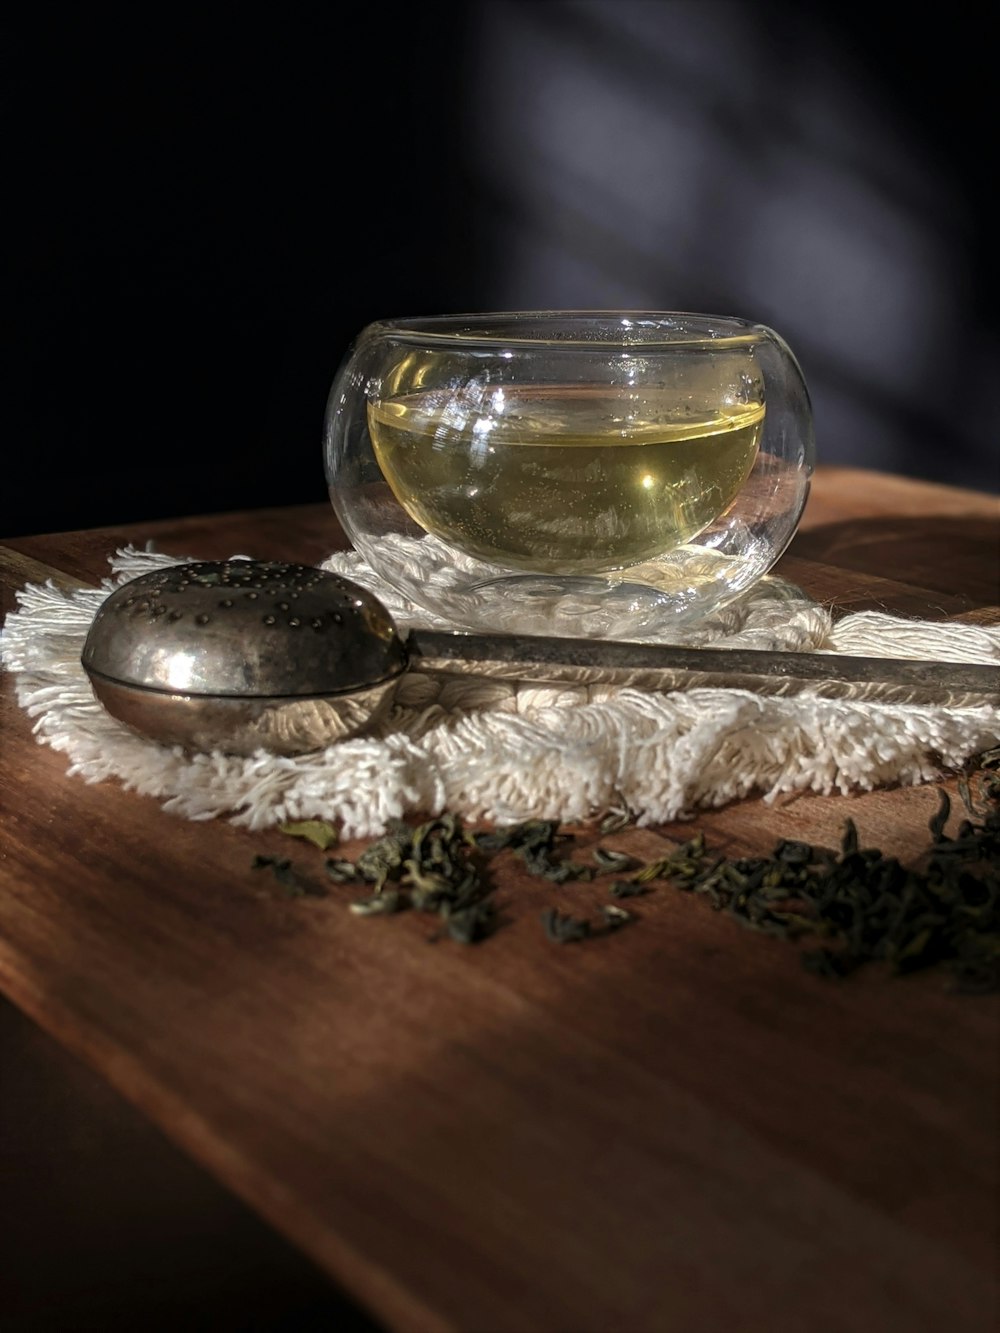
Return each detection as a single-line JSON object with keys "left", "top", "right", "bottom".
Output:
{"left": 2, "top": 546, "right": 998, "bottom": 838}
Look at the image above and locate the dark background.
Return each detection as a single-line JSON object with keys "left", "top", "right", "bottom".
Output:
{"left": 4, "top": 1, "right": 997, "bottom": 540}
{"left": 0, "top": 7, "right": 996, "bottom": 1326}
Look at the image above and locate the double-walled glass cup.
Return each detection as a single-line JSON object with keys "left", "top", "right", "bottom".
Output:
{"left": 324, "top": 312, "right": 814, "bottom": 638}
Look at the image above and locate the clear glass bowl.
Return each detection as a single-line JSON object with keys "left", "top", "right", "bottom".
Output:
{"left": 323, "top": 312, "right": 814, "bottom": 638}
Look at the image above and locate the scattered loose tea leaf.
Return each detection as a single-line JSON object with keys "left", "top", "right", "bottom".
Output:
{"left": 541, "top": 907, "right": 592, "bottom": 943}
{"left": 599, "top": 804, "right": 635, "bottom": 834}
{"left": 252, "top": 853, "right": 289, "bottom": 875}
{"left": 316, "top": 814, "right": 503, "bottom": 943}
{"left": 929, "top": 789, "right": 951, "bottom": 842}
{"left": 253, "top": 750, "right": 1000, "bottom": 987}
{"left": 601, "top": 904, "right": 632, "bottom": 930}
{"left": 325, "top": 858, "right": 361, "bottom": 883}
{"left": 279, "top": 819, "right": 339, "bottom": 851}
{"left": 349, "top": 890, "right": 406, "bottom": 916}
{"left": 443, "top": 900, "right": 498, "bottom": 945}
{"left": 473, "top": 819, "right": 592, "bottom": 880}
{"left": 608, "top": 880, "right": 650, "bottom": 899}
{"left": 541, "top": 902, "right": 633, "bottom": 942}
{"left": 251, "top": 854, "right": 325, "bottom": 898}
{"left": 592, "top": 848, "right": 639, "bottom": 875}
{"left": 355, "top": 820, "right": 412, "bottom": 889}
{"left": 622, "top": 767, "right": 1000, "bottom": 991}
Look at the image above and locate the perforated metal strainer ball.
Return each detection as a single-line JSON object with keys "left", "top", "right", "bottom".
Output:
{"left": 81, "top": 559, "right": 408, "bottom": 755}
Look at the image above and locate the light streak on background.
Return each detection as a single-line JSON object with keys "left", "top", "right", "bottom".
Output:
{"left": 464, "top": 0, "right": 995, "bottom": 487}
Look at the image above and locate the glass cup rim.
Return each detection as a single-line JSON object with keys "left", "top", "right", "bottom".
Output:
{"left": 361, "top": 310, "right": 770, "bottom": 350}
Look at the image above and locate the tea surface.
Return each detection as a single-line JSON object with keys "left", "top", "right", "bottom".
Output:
{"left": 368, "top": 385, "right": 763, "bottom": 573}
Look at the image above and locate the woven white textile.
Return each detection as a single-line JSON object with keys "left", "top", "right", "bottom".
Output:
{"left": 2, "top": 546, "right": 997, "bottom": 837}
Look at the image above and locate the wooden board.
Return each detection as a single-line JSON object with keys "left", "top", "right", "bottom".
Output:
{"left": 1, "top": 467, "right": 998, "bottom": 1333}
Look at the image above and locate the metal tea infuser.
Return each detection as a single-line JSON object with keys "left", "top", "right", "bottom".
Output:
{"left": 80, "top": 560, "right": 999, "bottom": 756}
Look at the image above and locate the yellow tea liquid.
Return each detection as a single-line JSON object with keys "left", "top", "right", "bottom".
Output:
{"left": 368, "top": 385, "right": 763, "bottom": 574}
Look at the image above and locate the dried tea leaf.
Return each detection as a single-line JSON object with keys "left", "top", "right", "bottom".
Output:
{"left": 251, "top": 854, "right": 282, "bottom": 870}
{"left": 259, "top": 748, "right": 1000, "bottom": 988}
{"left": 325, "top": 858, "right": 361, "bottom": 883}
{"left": 443, "top": 900, "right": 498, "bottom": 945}
{"left": 476, "top": 819, "right": 584, "bottom": 880}
{"left": 633, "top": 763, "right": 1000, "bottom": 991}
{"left": 352, "top": 822, "right": 415, "bottom": 889}
{"left": 929, "top": 789, "right": 951, "bottom": 843}
{"left": 279, "top": 819, "right": 339, "bottom": 851}
{"left": 599, "top": 808, "right": 633, "bottom": 835}
{"left": 541, "top": 908, "right": 591, "bottom": 943}
{"left": 631, "top": 833, "right": 708, "bottom": 884}
{"left": 608, "top": 880, "right": 650, "bottom": 899}
{"left": 840, "top": 819, "right": 860, "bottom": 858}
{"left": 592, "top": 848, "right": 639, "bottom": 875}
{"left": 337, "top": 813, "right": 502, "bottom": 941}
{"left": 251, "top": 854, "right": 325, "bottom": 898}
{"left": 601, "top": 904, "right": 632, "bottom": 930}
{"left": 349, "top": 891, "right": 406, "bottom": 916}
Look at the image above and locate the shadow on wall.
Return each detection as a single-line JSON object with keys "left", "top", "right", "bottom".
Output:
{"left": 464, "top": 0, "right": 997, "bottom": 492}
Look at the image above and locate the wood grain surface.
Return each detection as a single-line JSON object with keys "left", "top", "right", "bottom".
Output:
{"left": 1, "top": 467, "right": 998, "bottom": 1333}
